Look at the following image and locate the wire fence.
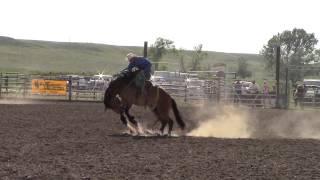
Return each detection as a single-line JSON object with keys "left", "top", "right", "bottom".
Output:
{"left": 1, "top": 72, "right": 319, "bottom": 109}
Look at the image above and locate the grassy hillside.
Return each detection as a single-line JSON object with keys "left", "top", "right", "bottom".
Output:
{"left": 0, "top": 36, "right": 267, "bottom": 79}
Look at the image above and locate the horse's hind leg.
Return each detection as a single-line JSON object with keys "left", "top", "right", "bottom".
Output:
{"left": 120, "top": 113, "right": 127, "bottom": 126}
{"left": 153, "top": 108, "right": 166, "bottom": 135}
{"left": 168, "top": 118, "right": 174, "bottom": 136}
{"left": 160, "top": 121, "right": 167, "bottom": 135}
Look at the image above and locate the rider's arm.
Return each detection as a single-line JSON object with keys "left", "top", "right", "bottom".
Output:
{"left": 128, "top": 60, "right": 139, "bottom": 72}
{"left": 127, "top": 62, "right": 134, "bottom": 70}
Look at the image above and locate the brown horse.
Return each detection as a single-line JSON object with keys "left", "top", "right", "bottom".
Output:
{"left": 104, "top": 70, "right": 185, "bottom": 135}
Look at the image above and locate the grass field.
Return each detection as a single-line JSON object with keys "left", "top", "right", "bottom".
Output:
{"left": 0, "top": 36, "right": 268, "bottom": 79}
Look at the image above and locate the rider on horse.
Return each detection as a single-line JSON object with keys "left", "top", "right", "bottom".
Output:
{"left": 126, "top": 53, "right": 152, "bottom": 80}
{"left": 126, "top": 53, "right": 152, "bottom": 98}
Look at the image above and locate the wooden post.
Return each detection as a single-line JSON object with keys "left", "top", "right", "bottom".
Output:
{"left": 184, "top": 84, "right": 187, "bottom": 102}
{"left": 275, "top": 46, "right": 281, "bottom": 108}
{"left": 217, "top": 78, "right": 221, "bottom": 103}
{"left": 68, "top": 76, "right": 72, "bottom": 101}
{"left": 0, "top": 72, "right": 2, "bottom": 98}
{"left": 23, "top": 75, "right": 27, "bottom": 98}
{"left": 93, "top": 79, "right": 96, "bottom": 99}
{"left": 143, "top": 41, "right": 148, "bottom": 58}
{"left": 285, "top": 65, "right": 289, "bottom": 108}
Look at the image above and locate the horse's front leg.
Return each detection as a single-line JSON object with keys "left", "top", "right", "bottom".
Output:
{"left": 120, "top": 106, "right": 138, "bottom": 135}
{"left": 120, "top": 110, "right": 127, "bottom": 126}
{"left": 120, "top": 111, "right": 135, "bottom": 135}
{"left": 124, "top": 106, "right": 138, "bottom": 127}
{"left": 124, "top": 106, "right": 143, "bottom": 135}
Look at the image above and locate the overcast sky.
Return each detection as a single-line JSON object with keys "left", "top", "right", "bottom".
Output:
{"left": 1, "top": 0, "right": 320, "bottom": 54}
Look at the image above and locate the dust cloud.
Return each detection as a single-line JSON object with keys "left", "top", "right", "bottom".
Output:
{"left": 255, "top": 109, "right": 320, "bottom": 139}
{"left": 186, "top": 104, "right": 320, "bottom": 139}
{"left": 0, "top": 99, "right": 36, "bottom": 104}
{"left": 187, "top": 105, "right": 252, "bottom": 138}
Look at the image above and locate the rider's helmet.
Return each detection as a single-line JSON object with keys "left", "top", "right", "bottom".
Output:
{"left": 126, "top": 53, "right": 137, "bottom": 63}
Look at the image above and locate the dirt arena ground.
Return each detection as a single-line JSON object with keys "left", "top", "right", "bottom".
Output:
{"left": 1, "top": 100, "right": 320, "bottom": 179}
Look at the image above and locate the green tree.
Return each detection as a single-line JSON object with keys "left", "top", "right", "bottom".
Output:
{"left": 237, "top": 57, "right": 252, "bottom": 79}
{"left": 148, "top": 37, "right": 175, "bottom": 70}
{"left": 260, "top": 28, "right": 318, "bottom": 81}
{"left": 315, "top": 49, "right": 320, "bottom": 63}
{"left": 173, "top": 48, "right": 187, "bottom": 72}
{"left": 190, "top": 44, "right": 207, "bottom": 71}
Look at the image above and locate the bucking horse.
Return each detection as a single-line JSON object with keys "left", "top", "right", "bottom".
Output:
{"left": 104, "top": 69, "right": 185, "bottom": 135}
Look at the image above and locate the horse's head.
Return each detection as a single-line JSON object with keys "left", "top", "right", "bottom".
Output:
{"left": 104, "top": 85, "right": 122, "bottom": 113}
{"left": 103, "top": 69, "right": 141, "bottom": 112}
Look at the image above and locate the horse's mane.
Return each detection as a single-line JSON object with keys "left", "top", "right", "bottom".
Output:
{"left": 106, "top": 69, "right": 141, "bottom": 95}
{"left": 110, "top": 69, "right": 138, "bottom": 85}
{"left": 104, "top": 69, "right": 140, "bottom": 106}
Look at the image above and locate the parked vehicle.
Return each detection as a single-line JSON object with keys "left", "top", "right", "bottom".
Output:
{"left": 302, "top": 79, "right": 320, "bottom": 103}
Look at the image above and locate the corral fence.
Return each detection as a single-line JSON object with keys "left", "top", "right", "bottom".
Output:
{"left": 0, "top": 71, "right": 280, "bottom": 108}
{"left": 0, "top": 72, "right": 108, "bottom": 101}
{"left": 285, "top": 65, "right": 320, "bottom": 109}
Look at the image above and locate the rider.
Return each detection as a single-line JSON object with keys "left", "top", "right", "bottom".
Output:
{"left": 126, "top": 53, "right": 152, "bottom": 98}
{"left": 126, "top": 53, "right": 152, "bottom": 80}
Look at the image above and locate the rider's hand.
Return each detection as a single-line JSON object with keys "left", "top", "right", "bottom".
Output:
{"left": 131, "top": 67, "right": 140, "bottom": 72}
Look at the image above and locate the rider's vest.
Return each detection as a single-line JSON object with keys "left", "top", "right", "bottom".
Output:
{"left": 127, "top": 57, "right": 152, "bottom": 80}
{"left": 134, "top": 71, "right": 146, "bottom": 88}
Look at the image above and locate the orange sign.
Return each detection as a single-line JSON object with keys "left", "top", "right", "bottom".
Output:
{"left": 32, "top": 79, "right": 67, "bottom": 95}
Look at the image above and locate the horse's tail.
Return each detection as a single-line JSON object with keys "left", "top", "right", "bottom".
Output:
{"left": 171, "top": 98, "right": 185, "bottom": 130}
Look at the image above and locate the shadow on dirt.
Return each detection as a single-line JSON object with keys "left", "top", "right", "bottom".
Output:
{"left": 108, "top": 133, "right": 180, "bottom": 139}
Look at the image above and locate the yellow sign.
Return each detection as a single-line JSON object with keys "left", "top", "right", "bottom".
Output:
{"left": 32, "top": 79, "right": 67, "bottom": 95}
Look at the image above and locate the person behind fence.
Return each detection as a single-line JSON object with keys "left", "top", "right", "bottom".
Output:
{"left": 262, "top": 80, "right": 271, "bottom": 107}
{"left": 294, "top": 83, "right": 306, "bottom": 107}
{"left": 248, "top": 80, "right": 260, "bottom": 94}
{"left": 125, "top": 53, "right": 152, "bottom": 98}
{"left": 234, "top": 80, "right": 242, "bottom": 95}
{"left": 233, "top": 80, "right": 242, "bottom": 103}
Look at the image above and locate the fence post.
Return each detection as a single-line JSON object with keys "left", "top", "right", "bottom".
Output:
{"left": 4, "top": 75, "right": 8, "bottom": 93}
{"left": 275, "top": 46, "right": 281, "bottom": 108}
{"left": 285, "top": 63, "right": 289, "bottom": 109}
{"left": 143, "top": 41, "right": 148, "bottom": 58}
{"left": 68, "top": 76, "right": 72, "bottom": 101}
{"left": 0, "top": 72, "right": 2, "bottom": 98}
{"left": 217, "top": 79, "right": 221, "bottom": 103}
{"left": 93, "top": 79, "right": 96, "bottom": 100}
{"left": 23, "top": 75, "right": 27, "bottom": 98}
{"left": 184, "top": 84, "right": 187, "bottom": 102}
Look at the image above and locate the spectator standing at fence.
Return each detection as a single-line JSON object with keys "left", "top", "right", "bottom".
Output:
{"left": 262, "top": 80, "right": 271, "bottom": 108}
{"left": 294, "top": 83, "right": 306, "bottom": 108}
{"left": 234, "top": 80, "right": 242, "bottom": 95}
{"left": 248, "top": 80, "right": 260, "bottom": 94}
{"left": 271, "top": 83, "right": 276, "bottom": 94}
{"left": 233, "top": 80, "right": 242, "bottom": 103}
